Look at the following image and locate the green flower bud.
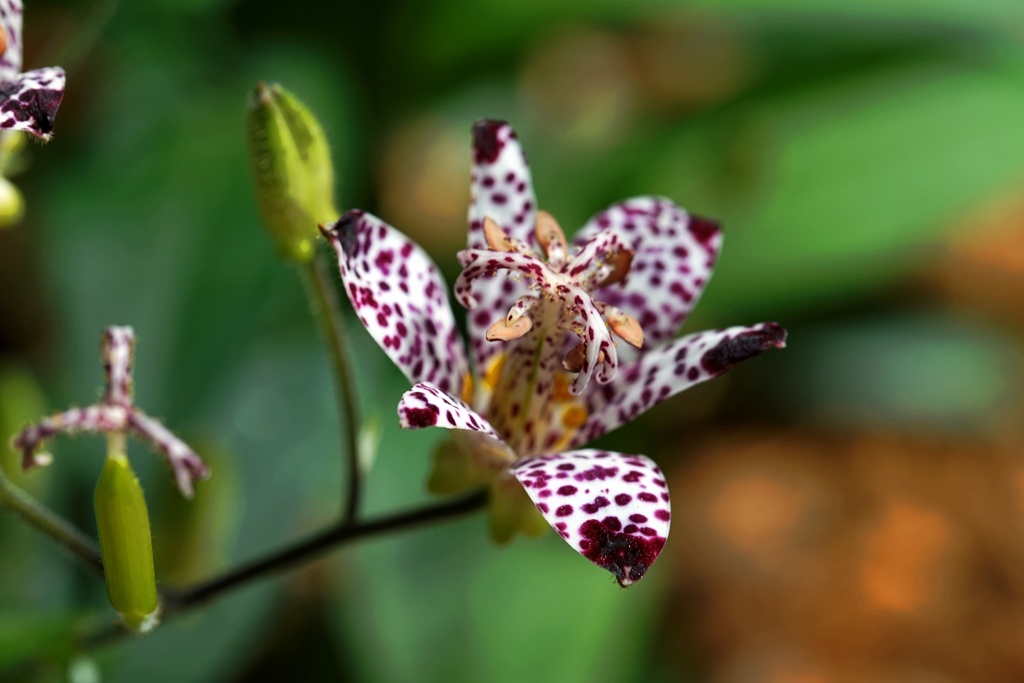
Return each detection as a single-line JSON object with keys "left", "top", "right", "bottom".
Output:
{"left": 94, "top": 454, "right": 159, "bottom": 633}
{"left": 246, "top": 82, "right": 338, "bottom": 262}
{"left": 0, "top": 177, "right": 24, "bottom": 228}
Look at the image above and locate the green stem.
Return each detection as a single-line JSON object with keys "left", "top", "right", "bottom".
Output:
{"left": 299, "top": 252, "right": 362, "bottom": 522}
{"left": 0, "top": 468, "right": 104, "bottom": 578}
{"left": 163, "top": 489, "right": 488, "bottom": 610}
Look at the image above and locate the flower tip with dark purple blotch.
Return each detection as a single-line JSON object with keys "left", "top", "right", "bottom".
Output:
{"left": 320, "top": 209, "right": 364, "bottom": 258}
{"left": 471, "top": 119, "right": 509, "bottom": 164}
{"left": 700, "top": 322, "right": 787, "bottom": 376}
{"left": 687, "top": 214, "right": 722, "bottom": 248}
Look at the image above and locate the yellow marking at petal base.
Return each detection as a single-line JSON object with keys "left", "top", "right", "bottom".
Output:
{"left": 0, "top": 26, "right": 6, "bottom": 57}
{"left": 483, "top": 353, "right": 507, "bottom": 391}
{"left": 461, "top": 372, "right": 474, "bottom": 404}
{"left": 561, "top": 404, "right": 588, "bottom": 430}
{"left": 553, "top": 373, "right": 573, "bottom": 401}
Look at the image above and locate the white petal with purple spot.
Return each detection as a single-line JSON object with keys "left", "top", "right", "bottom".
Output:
{"left": 573, "top": 323, "right": 787, "bottom": 447}
{"left": 398, "top": 381, "right": 503, "bottom": 441}
{"left": 0, "top": 0, "right": 24, "bottom": 79}
{"left": 466, "top": 120, "right": 538, "bottom": 375}
{"left": 323, "top": 210, "right": 468, "bottom": 396}
{"left": 513, "top": 449, "right": 671, "bottom": 587}
{"left": 0, "top": 66, "right": 65, "bottom": 140}
{"left": 574, "top": 197, "right": 722, "bottom": 349}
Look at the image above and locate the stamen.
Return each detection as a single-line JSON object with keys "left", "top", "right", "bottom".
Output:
{"left": 607, "top": 309, "right": 644, "bottom": 348}
{"left": 535, "top": 211, "right": 567, "bottom": 266}
{"left": 0, "top": 26, "right": 7, "bottom": 57}
{"left": 486, "top": 316, "right": 532, "bottom": 341}
{"left": 484, "top": 216, "right": 515, "bottom": 252}
{"left": 597, "top": 250, "right": 634, "bottom": 288}
{"left": 486, "top": 295, "right": 538, "bottom": 342}
{"left": 562, "top": 343, "right": 586, "bottom": 373}
{"left": 505, "top": 295, "right": 538, "bottom": 325}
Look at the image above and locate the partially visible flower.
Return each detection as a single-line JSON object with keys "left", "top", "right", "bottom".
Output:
{"left": 12, "top": 327, "right": 208, "bottom": 498}
{"left": 322, "top": 121, "right": 785, "bottom": 586}
{"left": 0, "top": 0, "right": 66, "bottom": 140}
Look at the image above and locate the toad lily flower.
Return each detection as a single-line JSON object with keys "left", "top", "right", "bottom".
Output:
{"left": 321, "top": 120, "right": 785, "bottom": 586}
{"left": 12, "top": 326, "right": 209, "bottom": 498}
{"left": 0, "top": 0, "right": 66, "bottom": 140}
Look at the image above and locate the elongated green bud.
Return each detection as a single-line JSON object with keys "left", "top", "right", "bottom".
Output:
{"left": 94, "top": 453, "right": 160, "bottom": 633}
{"left": 247, "top": 82, "right": 338, "bottom": 262}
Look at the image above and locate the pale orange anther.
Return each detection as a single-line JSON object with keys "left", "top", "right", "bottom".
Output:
{"left": 608, "top": 311, "right": 644, "bottom": 348}
{"left": 486, "top": 315, "right": 533, "bottom": 342}
{"left": 562, "top": 343, "right": 586, "bottom": 373}
{"left": 598, "top": 250, "right": 634, "bottom": 287}
{"left": 0, "top": 26, "right": 7, "bottom": 58}
{"left": 535, "top": 210, "right": 567, "bottom": 262}
{"left": 484, "top": 217, "right": 514, "bottom": 252}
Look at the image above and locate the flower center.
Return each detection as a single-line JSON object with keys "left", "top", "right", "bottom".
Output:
{"left": 456, "top": 211, "right": 644, "bottom": 397}
{"left": 454, "top": 211, "right": 646, "bottom": 455}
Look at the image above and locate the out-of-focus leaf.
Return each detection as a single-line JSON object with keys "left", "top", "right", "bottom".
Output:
{"left": 770, "top": 314, "right": 1023, "bottom": 432}
{"left": 400, "top": 0, "right": 1021, "bottom": 71}
{"left": 0, "top": 612, "right": 76, "bottom": 672}
{"left": 643, "top": 59, "right": 1024, "bottom": 321}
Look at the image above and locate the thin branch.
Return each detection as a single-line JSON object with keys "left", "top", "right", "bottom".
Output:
{"left": 163, "top": 489, "right": 487, "bottom": 611}
{"left": 299, "top": 252, "right": 363, "bottom": 522}
{"left": 0, "top": 468, "right": 104, "bottom": 578}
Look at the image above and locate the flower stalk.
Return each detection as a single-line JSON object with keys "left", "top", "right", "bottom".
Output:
{"left": 298, "top": 252, "right": 363, "bottom": 521}
{"left": 0, "top": 464, "right": 104, "bottom": 577}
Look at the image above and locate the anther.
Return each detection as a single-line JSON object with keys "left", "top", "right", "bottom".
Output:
{"left": 535, "top": 211, "right": 567, "bottom": 266}
{"left": 486, "top": 316, "right": 532, "bottom": 341}
{"left": 597, "top": 250, "right": 634, "bottom": 287}
{"left": 562, "top": 343, "right": 586, "bottom": 373}
{"left": 484, "top": 216, "right": 515, "bottom": 252}
{"left": 607, "top": 309, "right": 644, "bottom": 348}
{"left": 487, "top": 295, "right": 538, "bottom": 342}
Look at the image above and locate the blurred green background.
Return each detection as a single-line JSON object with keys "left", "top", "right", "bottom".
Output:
{"left": 2, "top": 0, "right": 1024, "bottom": 681}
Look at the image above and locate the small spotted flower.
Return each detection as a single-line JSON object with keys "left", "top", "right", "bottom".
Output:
{"left": 12, "top": 327, "right": 209, "bottom": 498}
{"left": 322, "top": 120, "right": 785, "bottom": 586}
{"left": 0, "top": 0, "right": 65, "bottom": 140}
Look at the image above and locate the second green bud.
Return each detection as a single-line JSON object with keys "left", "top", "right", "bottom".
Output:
{"left": 246, "top": 82, "right": 338, "bottom": 262}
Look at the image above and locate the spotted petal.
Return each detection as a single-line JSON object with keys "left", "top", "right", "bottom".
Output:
{"left": 0, "top": 0, "right": 24, "bottom": 80}
{"left": 513, "top": 449, "right": 671, "bottom": 587}
{"left": 0, "top": 67, "right": 65, "bottom": 140}
{"left": 574, "top": 197, "right": 722, "bottom": 349}
{"left": 572, "top": 323, "right": 787, "bottom": 447}
{"left": 323, "top": 210, "right": 468, "bottom": 397}
{"left": 398, "top": 381, "right": 502, "bottom": 439}
{"left": 466, "top": 120, "right": 538, "bottom": 375}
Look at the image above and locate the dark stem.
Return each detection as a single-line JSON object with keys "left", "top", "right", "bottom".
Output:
{"left": 163, "top": 489, "right": 487, "bottom": 610}
{"left": 299, "top": 252, "right": 363, "bottom": 522}
{"left": 0, "top": 468, "right": 104, "bottom": 578}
